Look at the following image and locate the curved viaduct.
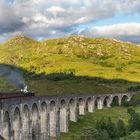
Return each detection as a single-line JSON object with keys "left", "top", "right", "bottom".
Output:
{"left": 0, "top": 92, "right": 135, "bottom": 140}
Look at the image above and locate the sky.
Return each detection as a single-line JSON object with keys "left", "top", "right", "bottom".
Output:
{"left": 1, "top": 0, "right": 140, "bottom": 44}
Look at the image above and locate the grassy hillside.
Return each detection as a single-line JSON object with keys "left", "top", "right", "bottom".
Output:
{"left": 0, "top": 35, "right": 140, "bottom": 95}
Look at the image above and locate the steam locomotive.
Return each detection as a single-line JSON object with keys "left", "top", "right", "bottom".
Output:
{"left": 23, "top": 91, "right": 35, "bottom": 96}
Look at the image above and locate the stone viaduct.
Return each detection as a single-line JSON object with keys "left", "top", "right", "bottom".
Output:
{"left": 0, "top": 92, "right": 135, "bottom": 140}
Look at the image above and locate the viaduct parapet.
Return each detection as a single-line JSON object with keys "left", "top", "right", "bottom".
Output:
{"left": 0, "top": 92, "right": 135, "bottom": 140}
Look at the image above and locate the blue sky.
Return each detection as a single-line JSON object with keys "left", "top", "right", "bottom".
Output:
{"left": 6, "top": 0, "right": 14, "bottom": 4}
{"left": 1, "top": 0, "right": 140, "bottom": 44}
{"left": 76, "top": 13, "right": 140, "bottom": 30}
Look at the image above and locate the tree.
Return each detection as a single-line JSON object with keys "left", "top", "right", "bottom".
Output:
{"left": 95, "top": 117, "right": 119, "bottom": 139}
{"left": 95, "top": 117, "right": 107, "bottom": 130}
{"left": 129, "top": 92, "right": 140, "bottom": 106}
{"left": 106, "top": 117, "right": 119, "bottom": 139}
{"left": 82, "top": 127, "right": 110, "bottom": 140}
{"left": 94, "top": 129, "right": 110, "bottom": 140}
{"left": 127, "top": 108, "right": 140, "bottom": 131}
{"left": 120, "top": 131, "right": 140, "bottom": 140}
{"left": 117, "top": 119, "right": 127, "bottom": 137}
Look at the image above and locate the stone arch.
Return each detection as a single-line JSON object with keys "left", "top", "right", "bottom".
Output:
{"left": 103, "top": 96, "right": 110, "bottom": 107}
{"left": 60, "top": 99, "right": 66, "bottom": 108}
{"left": 13, "top": 107, "right": 21, "bottom": 140}
{"left": 121, "top": 95, "right": 129, "bottom": 106}
{"left": 95, "top": 97, "right": 100, "bottom": 109}
{"left": 40, "top": 101, "right": 49, "bottom": 139}
{"left": 95, "top": 97, "right": 99, "bottom": 108}
{"left": 50, "top": 100, "right": 56, "bottom": 112}
{"left": 41, "top": 102, "right": 47, "bottom": 112}
{"left": 111, "top": 96, "right": 119, "bottom": 106}
{"left": 22, "top": 105, "right": 30, "bottom": 140}
{"left": 3, "top": 111, "right": 11, "bottom": 140}
{"left": 86, "top": 97, "right": 94, "bottom": 112}
{"left": 49, "top": 100, "right": 57, "bottom": 137}
{"left": 69, "top": 99, "right": 74, "bottom": 116}
{"left": 69, "top": 98, "right": 77, "bottom": 122}
{"left": 78, "top": 98, "right": 86, "bottom": 115}
{"left": 69, "top": 99, "right": 75, "bottom": 108}
{"left": 31, "top": 103, "right": 40, "bottom": 140}
{"left": 60, "top": 99, "right": 68, "bottom": 132}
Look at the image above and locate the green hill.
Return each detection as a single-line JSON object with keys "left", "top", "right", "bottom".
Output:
{"left": 0, "top": 35, "right": 140, "bottom": 95}
{"left": 2, "top": 35, "right": 39, "bottom": 47}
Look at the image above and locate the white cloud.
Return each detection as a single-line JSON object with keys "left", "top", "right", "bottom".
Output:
{"left": 78, "top": 23, "right": 140, "bottom": 43}
{"left": 47, "top": 6, "right": 66, "bottom": 15}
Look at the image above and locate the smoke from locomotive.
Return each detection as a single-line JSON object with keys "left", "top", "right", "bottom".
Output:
{"left": 0, "top": 64, "right": 28, "bottom": 92}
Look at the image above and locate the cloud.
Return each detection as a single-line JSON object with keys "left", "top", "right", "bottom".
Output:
{"left": 1, "top": 0, "right": 140, "bottom": 43}
{"left": 0, "top": 0, "right": 24, "bottom": 34}
{"left": 78, "top": 23, "right": 140, "bottom": 44}
{"left": 46, "top": 6, "right": 66, "bottom": 16}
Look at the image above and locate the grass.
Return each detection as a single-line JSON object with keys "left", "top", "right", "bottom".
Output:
{"left": 0, "top": 35, "right": 140, "bottom": 95}
{"left": 60, "top": 106, "right": 140, "bottom": 140}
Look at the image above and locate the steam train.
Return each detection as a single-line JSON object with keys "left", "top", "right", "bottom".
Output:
{"left": 0, "top": 91, "right": 35, "bottom": 100}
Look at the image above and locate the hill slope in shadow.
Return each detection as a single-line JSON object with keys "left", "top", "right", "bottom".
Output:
{"left": 0, "top": 64, "right": 139, "bottom": 96}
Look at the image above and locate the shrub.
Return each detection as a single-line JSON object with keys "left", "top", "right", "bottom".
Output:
{"left": 115, "top": 66, "right": 124, "bottom": 72}
{"left": 117, "top": 119, "right": 128, "bottom": 137}
{"left": 95, "top": 117, "right": 119, "bottom": 139}
{"left": 106, "top": 117, "right": 119, "bottom": 139}
{"left": 120, "top": 131, "right": 140, "bottom": 140}
{"left": 82, "top": 127, "right": 110, "bottom": 140}
{"left": 128, "top": 86, "right": 140, "bottom": 92}
{"left": 127, "top": 108, "right": 140, "bottom": 132}
{"left": 129, "top": 93, "right": 140, "bottom": 106}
